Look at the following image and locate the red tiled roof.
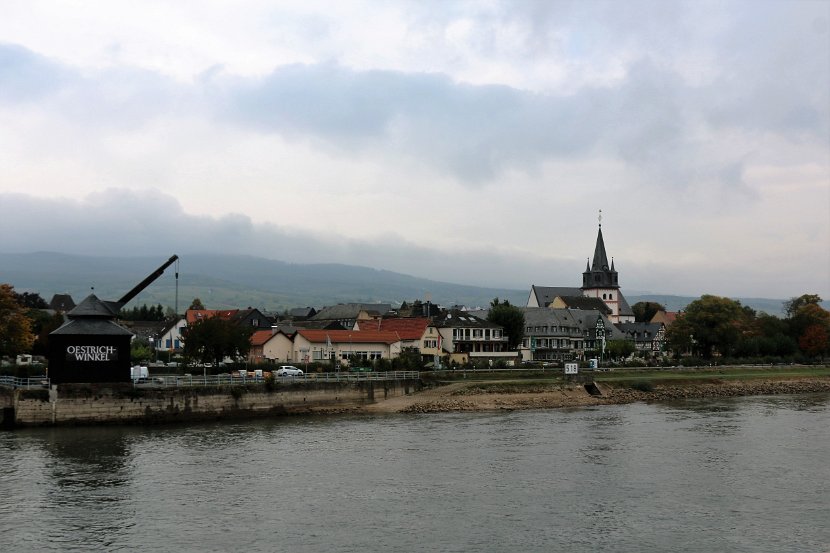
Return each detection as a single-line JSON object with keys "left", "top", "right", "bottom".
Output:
{"left": 356, "top": 318, "right": 430, "bottom": 340}
{"left": 297, "top": 329, "right": 402, "bottom": 345}
{"left": 650, "top": 310, "right": 679, "bottom": 325}
{"left": 250, "top": 329, "right": 275, "bottom": 346}
{"left": 186, "top": 309, "right": 239, "bottom": 325}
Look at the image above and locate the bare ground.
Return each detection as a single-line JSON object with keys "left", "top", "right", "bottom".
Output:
{"left": 357, "top": 377, "right": 830, "bottom": 415}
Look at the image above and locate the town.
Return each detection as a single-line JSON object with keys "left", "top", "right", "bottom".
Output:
{"left": 2, "top": 222, "right": 827, "bottom": 379}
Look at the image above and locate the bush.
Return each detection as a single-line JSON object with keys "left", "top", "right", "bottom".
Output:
{"left": 629, "top": 380, "right": 655, "bottom": 393}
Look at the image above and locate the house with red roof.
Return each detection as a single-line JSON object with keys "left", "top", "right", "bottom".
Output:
{"left": 248, "top": 329, "right": 276, "bottom": 364}
{"left": 354, "top": 317, "right": 441, "bottom": 360}
{"left": 292, "top": 329, "right": 402, "bottom": 365}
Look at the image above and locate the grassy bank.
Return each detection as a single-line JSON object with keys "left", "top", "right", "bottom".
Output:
{"left": 424, "top": 365, "right": 830, "bottom": 387}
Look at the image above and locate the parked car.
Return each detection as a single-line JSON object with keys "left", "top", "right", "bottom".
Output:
{"left": 275, "top": 366, "right": 303, "bottom": 377}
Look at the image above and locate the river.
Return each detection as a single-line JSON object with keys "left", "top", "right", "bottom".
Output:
{"left": 1, "top": 394, "right": 828, "bottom": 552}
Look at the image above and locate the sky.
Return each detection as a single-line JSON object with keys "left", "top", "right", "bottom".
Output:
{"left": 1, "top": 0, "right": 828, "bottom": 299}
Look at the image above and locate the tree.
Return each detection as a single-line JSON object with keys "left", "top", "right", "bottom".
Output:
{"left": 784, "top": 294, "right": 822, "bottom": 318}
{"left": 799, "top": 325, "right": 829, "bottom": 358}
{"left": 12, "top": 291, "right": 49, "bottom": 309}
{"left": 0, "top": 284, "right": 35, "bottom": 356}
{"left": 606, "top": 339, "right": 635, "bottom": 361}
{"left": 788, "top": 303, "right": 830, "bottom": 341}
{"left": 30, "top": 310, "right": 65, "bottom": 356}
{"left": 787, "top": 302, "right": 830, "bottom": 357}
{"left": 672, "top": 295, "right": 746, "bottom": 358}
{"left": 487, "top": 298, "right": 525, "bottom": 350}
{"left": 189, "top": 298, "right": 206, "bottom": 310}
{"left": 632, "top": 301, "right": 665, "bottom": 323}
{"left": 119, "top": 303, "right": 166, "bottom": 321}
{"left": 131, "top": 338, "right": 152, "bottom": 363}
{"left": 182, "top": 316, "right": 253, "bottom": 366}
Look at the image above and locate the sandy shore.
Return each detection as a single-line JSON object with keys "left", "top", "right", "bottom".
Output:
{"left": 358, "top": 378, "right": 830, "bottom": 415}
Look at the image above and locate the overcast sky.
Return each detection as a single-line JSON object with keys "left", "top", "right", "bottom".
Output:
{"left": 1, "top": 0, "right": 828, "bottom": 299}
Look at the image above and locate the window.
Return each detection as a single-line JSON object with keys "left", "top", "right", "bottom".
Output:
{"left": 473, "top": 329, "right": 483, "bottom": 338}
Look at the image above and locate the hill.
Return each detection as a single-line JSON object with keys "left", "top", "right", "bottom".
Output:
{"left": 0, "top": 252, "right": 802, "bottom": 316}
{"left": 0, "top": 252, "right": 528, "bottom": 312}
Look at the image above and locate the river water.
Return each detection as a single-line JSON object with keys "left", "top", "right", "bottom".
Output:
{"left": 1, "top": 394, "right": 829, "bottom": 553}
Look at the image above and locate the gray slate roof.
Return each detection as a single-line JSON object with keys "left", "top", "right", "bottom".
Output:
{"left": 52, "top": 318, "right": 134, "bottom": 336}
{"left": 555, "top": 296, "right": 611, "bottom": 313}
{"left": 528, "top": 286, "right": 582, "bottom": 307}
{"left": 311, "top": 303, "right": 393, "bottom": 321}
{"left": 433, "top": 310, "right": 502, "bottom": 329}
{"left": 616, "top": 291, "right": 635, "bottom": 317}
{"left": 67, "top": 294, "right": 119, "bottom": 318}
{"left": 617, "top": 322, "right": 664, "bottom": 338}
{"left": 518, "top": 307, "right": 626, "bottom": 340}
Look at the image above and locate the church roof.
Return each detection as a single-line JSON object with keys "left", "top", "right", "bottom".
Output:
{"left": 582, "top": 223, "right": 619, "bottom": 290}
{"left": 553, "top": 295, "right": 612, "bottom": 314}
{"left": 591, "top": 227, "right": 611, "bottom": 271}
{"left": 529, "top": 285, "right": 583, "bottom": 307}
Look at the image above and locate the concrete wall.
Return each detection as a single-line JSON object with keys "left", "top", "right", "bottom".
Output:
{"left": 3, "top": 379, "right": 421, "bottom": 427}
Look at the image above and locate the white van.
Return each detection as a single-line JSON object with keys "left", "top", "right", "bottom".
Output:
{"left": 275, "top": 366, "right": 303, "bottom": 377}
{"left": 131, "top": 365, "right": 149, "bottom": 382}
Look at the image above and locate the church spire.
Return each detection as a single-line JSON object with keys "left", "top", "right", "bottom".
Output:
{"left": 591, "top": 225, "right": 610, "bottom": 271}
{"left": 582, "top": 212, "right": 619, "bottom": 290}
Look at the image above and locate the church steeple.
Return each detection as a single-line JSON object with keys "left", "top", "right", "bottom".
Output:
{"left": 582, "top": 212, "right": 619, "bottom": 290}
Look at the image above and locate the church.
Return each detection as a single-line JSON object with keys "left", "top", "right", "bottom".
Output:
{"left": 527, "top": 216, "right": 635, "bottom": 324}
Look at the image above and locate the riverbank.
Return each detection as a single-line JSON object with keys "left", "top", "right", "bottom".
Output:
{"left": 3, "top": 368, "right": 829, "bottom": 426}
{"left": 360, "top": 376, "right": 830, "bottom": 414}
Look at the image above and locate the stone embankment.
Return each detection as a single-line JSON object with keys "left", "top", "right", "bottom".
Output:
{"left": 602, "top": 378, "right": 830, "bottom": 404}
{"left": 388, "top": 378, "right": 830, "bottom": 414}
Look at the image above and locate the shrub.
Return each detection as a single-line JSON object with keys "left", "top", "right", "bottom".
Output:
{"left": 629, "top": 380, "right": 655, "bottom": 393}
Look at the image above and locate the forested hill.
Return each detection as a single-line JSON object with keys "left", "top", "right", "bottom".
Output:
{"left": 0, "top": 252, "right": 528, "bottom": 311}
{"left": 0, "top": 252, "right": 798, "bottom": 315}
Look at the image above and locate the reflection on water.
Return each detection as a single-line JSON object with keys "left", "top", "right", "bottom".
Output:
{"left": 1, "top": 394, "right": 829, "bottom": 553}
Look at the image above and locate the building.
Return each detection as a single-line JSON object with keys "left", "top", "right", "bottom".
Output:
{"left": 580, "top": 222, "right": 635, "bottom": 323}
{"left": 433, "top": 310, "right": 510, "bottom": 365}
{"left": 527, "top": 218, "right": 635, "bottom": 324}
{"left": 292, "top": 329, "right": 403, "bottom": 365}
{"left": 156, "top": 317, "right": 187, "bottom": 352}
{"left": 616, "top": 322, "right": 667, "bottom": 355}
{"left": 309, "top": 303, "right": 393, "bottom": 329}
{"left": 516, "top": 307, "right": 626, "bottom": 362}
{"left": 354, "top": 317, "right": 440, "bottom": 359}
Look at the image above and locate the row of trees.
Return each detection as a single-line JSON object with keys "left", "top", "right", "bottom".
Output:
{"left": 118, "top": 303, "right": 168, "bottom": 321}
{"left": 665, "top": 294, "right": 829, "bottom": 359}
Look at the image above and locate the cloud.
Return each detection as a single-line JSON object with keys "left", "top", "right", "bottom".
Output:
{"left": 0, "top": 189, "right": 574, "bottom": 289}
{"left": 3, "top": 10, "right": 827, "bottom": 191}
{"left": 2, "top": 188, "right": 827, "bottom": 300}
{"left": 0, "top": 42, "right": 73, "bottom": 101}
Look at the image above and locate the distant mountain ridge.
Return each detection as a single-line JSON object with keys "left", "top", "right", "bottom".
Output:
{"left": 0, "top": 252, "right": 798, "bottom": 316}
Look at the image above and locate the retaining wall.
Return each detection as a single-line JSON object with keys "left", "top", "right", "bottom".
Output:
{"left": 3, "top": 379, "right": 421, "bottom": 427}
